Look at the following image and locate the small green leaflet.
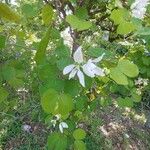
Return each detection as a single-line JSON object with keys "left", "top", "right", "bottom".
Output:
{"left": 0, "top": 3, "right": 21, "bottom": 22}
{"left": 42, "top": 4, "right": 54, "bottom": 25}
{"left": 66, "top": 15, "right": 92, "bottom": 31}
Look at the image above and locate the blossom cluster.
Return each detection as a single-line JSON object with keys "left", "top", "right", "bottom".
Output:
{"left": 63, "top": 47, "right": 105, "bottom": 87}
{"left": 131, "top": 0, "right": 149, "bottom": 19}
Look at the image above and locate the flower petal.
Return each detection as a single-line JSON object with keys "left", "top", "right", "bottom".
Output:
{"left": 59, "top": 122, "right": 68, "bottom": 133}
{"left": 63, "top": 64, "right": 75, "bottom": 75}
{"left": 61, "top": 122, "right": 68, "bottom": 128}
{"left": 69, "top": 68, "right": 78, "bottom": 79}
{"left": 82, "top": 62, "right": 95, "bottom": 78}
{"left": 73, "top": 46, "right": 83, "bottom": 63}
{"left": 92, "top": 53, "right": 105, "bottom": 63}
{"left": 77, "top": 70, "right": 85, "bottom": 87}
{"left": 94, "top": 66, "right": 105, "bottom": 76}
{"left": 59, "top": 123, "right": 63, "bottom": 133}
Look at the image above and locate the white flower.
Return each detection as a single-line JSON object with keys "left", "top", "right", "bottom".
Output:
{"left": 82, "top": 53, "right": 105, "bottom": 78}
{"left": 63, "top": 47, "right": 105, "bottom": 87}
{"left": 22, "top": 124, "right": 31, "bottom": 132}
{"left": 63, "top": 46, "right": 85, "bottom": 87}
{"left": 131, "top": 0, "right": 149, "bottom": 19}
{"left": 59, "top": 122, "right": 68, "bottom": 133}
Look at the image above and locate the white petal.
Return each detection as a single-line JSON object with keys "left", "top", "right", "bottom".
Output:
{"left": 73, "top": 46, "right": 83, "bottom": 63}
{"left": 61, "top": 122, "right": 68, "bottom": 128}
{"left": 69, "top": 68, "right": 78, "bottom": 79}
{"left": 63, "top": 64, "right": 75, "bottom": 75}
{"left": 94, "top": 66, "right": 105, "bottom": 76}
{"left": 92, "top": 53, "right": 105, "bottom": 63}
{"left": 77, "top": 70, "right": 85, "bottom": 87}
{"left": 59, "top": 123, "right": 63, "bottom": 133}
{"left": 59, "top": 122, "right": 68, "bottom": 133}
{"left": 82, "top": 64, "right": 95, "bottom": 78}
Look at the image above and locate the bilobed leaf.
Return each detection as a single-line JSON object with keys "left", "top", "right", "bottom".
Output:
{"left": 73, "top": 128, "right": 86, "bottom": 140}
{"left": 110, "top": 67, "right": 128, "bottom": 85}
{"left": 0, "top": 3, "right": 21, "bottom": 22}
{"left": 118, "top": 59, "right": 139, "bottom": 77}
{"left": 41, "top": 89, "right": 73, "bottom": 116}
{"left": 47, "top": 132, "right": 67, "bottom": 150}
{"left": 117, "top": 97, "right": 134, "bottom": 107}
{"left": 42, "top": 4, "right": 54, "bottom": 25}
{"left": 34, "top": 27, "right": 51, "bottom": 65}
{"left": 0, "top": 35, "right": 6, "bottom": 49}
{"left": 74, "top": 140, "right": 86, "bottom": 150}
{"left": 117, "top": 21, "right": 135, "bottom": 35}
{"left": 0, "top": 87, "right": 9, "bottom": 103}
{"left": 66, "top": 15, "right": 92, "bottom": 31}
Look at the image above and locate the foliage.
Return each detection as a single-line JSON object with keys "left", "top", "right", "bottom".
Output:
{"left": 0, "top": 0, "right": 149, "bottom": 149}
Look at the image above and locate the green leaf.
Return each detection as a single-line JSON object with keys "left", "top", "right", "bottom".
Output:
{"left": 0, "top": 3, "right": 21, "bottom": 22}
{"left": 74, "top": 140, "right": 86, "bottom": 150}
{"left": 142, "top": 57, "right": 150, "bottom": 66}
{"left": 22, "top": 4, "right": 37, "bottom": 18}
{"left": 64, "top": 80, "right": 81, "bottom": 97}
{"left": 117, "top": 21, "right": 135, "bottom": 35}
{"left": 41, "top": 89, "right": 73, "bottom": 116}
{"left": 73, "top": 128, "right": 86, "bottom": 140}
{"left": 42, "top": 4, "right": 54, "bottom": 25}
{"left": 110, "top": 8, "right": 130, "bottom": 25}
{"left": 0, "top": 87, "right": 9, "bottom": 103}
{"left": 75, "top": 7, "right": 88, "bottom": 20}
{"left": 8, "top": 78, "right": 24, "bottom": 88}
{"left": 131, "top": 89, "right": 141, "bottom": 102}
{"left": 118, "top": 59, "right": 139, "bottom": 77}
{"left": 117, "top": 97, "right": 134, "bottom": 108}
{"left": 110, "top": 67, "right": 128, "bottom": 85}
{"left": 34, "top": 27, "right": 51, "bottom": 65}
{"left": 136, "top": 27, "right": 150, "bottom": 35}
{"left": 47, "top": 132, "right": 68, "bottom": 150}
{"left": 38, "top": 63, "right": 58, "bottom": 81}
{"left": 2, "top": 66, "right": 16, "bottom": 81}
{"left": 57, "top": 58, "right": 73, "bottom": 71}
{"left": 66, "top": 15, "right": 92, "bottom": 31}
{"left": 41, "top": 89, "right": 58, "bottom": 114}
{"left": 0, "top": 35, "right": 6, "bottom": 49}
{"left": 86, "top": 47, "right": 114, "bottom": 58}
